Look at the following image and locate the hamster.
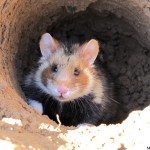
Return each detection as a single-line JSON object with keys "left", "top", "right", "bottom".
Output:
{"left": 22, "top": 33, "right": 119, "bottom": 126}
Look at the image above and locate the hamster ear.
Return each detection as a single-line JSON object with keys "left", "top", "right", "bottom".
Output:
{"left": 78, "top": 39, "right": 99, "bottom": 65}
{"left": 39, "top": 33, "right": 59, "bottom": 58}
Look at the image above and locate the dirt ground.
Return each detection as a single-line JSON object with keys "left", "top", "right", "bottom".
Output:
{"left": 0, "top": 105, "right": 150, "bottom": 150}
{"left": 0, "top": 0, "right": 150, "bottom": 149}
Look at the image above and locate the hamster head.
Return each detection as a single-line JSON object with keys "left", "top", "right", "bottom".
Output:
{"left": 35, "top": 33, "right": 100, "bottom": 102}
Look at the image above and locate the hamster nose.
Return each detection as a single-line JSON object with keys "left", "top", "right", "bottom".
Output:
{"left": 58, "top": 84, "right": 68, "bottom": 94}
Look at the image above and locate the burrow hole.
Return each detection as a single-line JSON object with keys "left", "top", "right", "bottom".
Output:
{"left": 16, "top": 7, "right": 150, "bottom": 123}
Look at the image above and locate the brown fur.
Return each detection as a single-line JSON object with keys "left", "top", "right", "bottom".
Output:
{"left": 42, "top": 67, "right": 51, "bottom": 86}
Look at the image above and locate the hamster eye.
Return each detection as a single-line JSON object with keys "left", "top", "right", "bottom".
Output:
{"left": 74, "top": 68, "right": 80, "bottom": 76}
{"left": 51, "top": 64, "right": 58, "bottom": 72}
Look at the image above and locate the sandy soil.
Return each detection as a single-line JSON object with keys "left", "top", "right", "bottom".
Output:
{"left": 0, "top": 104, "right": 149, "bottom": 150}
{"left": 0, "top": 0, "right": 150, "bottom": 149}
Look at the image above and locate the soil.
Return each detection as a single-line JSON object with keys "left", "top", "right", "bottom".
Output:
{"left": 0, "top": 0, "right": 150, "bottom": 149}
{"left": 0, "top": 104, "right": 149, "bottom": 149}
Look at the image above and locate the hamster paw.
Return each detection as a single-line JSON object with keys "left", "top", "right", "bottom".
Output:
{"left": 28, "top": 99, "right": 43, "bottom": 114}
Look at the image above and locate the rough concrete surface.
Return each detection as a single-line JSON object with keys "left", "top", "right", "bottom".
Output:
{"left": 0, "top": 0, "right": 150, "bottom": 149}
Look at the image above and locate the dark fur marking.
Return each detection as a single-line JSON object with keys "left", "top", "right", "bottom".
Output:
{"left": 22, "top": 77, "right": 118, "bottom": 126}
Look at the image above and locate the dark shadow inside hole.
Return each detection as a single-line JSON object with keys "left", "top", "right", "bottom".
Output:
{"left": 16, "top": 8, "right": 150, "bottom": 124}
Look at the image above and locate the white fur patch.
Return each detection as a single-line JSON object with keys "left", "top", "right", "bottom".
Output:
{"left": 34, "top": 60, "right": 51, "bottom": 94}
{"left": 62, "top": 91, "right": 70, "bottom": 98}
{"left": 24, "top": 73, "right": 34, "bottom": 85}
{"left": 47, "top": 79, "right": 60, "bottom": 96}
{"left": 77, "top": 123, "right": 93, "bottom": 128}
{"left": 28, "top": 99, "right": 43, "bottom": 114}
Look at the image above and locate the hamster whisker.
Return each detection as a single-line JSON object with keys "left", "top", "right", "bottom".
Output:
{"left": 104, "top": 96, "right": 120, "bottom": 104}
